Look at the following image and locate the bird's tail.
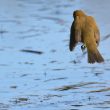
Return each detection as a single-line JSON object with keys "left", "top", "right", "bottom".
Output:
{"left": 87, "top": 48, "right": 104, "bottom": 63}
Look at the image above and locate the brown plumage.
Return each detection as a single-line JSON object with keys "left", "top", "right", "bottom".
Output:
{"left": 69, "top": 10, "right": 104, "bottom": 63}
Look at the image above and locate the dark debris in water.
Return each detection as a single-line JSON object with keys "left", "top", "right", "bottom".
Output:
{"left": 88, "top": 87, "right": 110, "bottom": 93}
{"left": 54, "top": 82, "right": 103, "bottom": 91}
{"left": 71, "top": 104, "right": 83, "bottom": 107}
{"left": 52, "top": 68, "right": 66, "bottom": 71}
{"left": 88, "top": 101, "right": 110, "bottom": 109}
{"left": 102, "top": 34, "right": 110, "bottom": 41}
{"left": 44, "top": 77, "right": 67, "bottom": 82}
{"left": 18, "top": 62, "right": 34, "bottom": 65}
{"left": 10, "top": 86, "right": 17, "bottom": 89}
{"left": 21, "top": 49, "right": 43, "bottom": 55}
{"left": 49, "top": 60, "right": 57, "bottom": 63}
{"left": 0, "top": 26, "right": 8, "bottom": 35}
{"left": 95, "top": 106, "right": 110, "bottom": 109}
{"left": 70, "top": 60, "right": 79, "bottom": 64}
{"left": 18, "top": 98, "right": 29, "bottom": 102}
{"left": 20, "top": 74, "right": 28, "bottom": 77}
{"left": 94, "top": 72, "right": 103, "bottom": 76}
{"left": 54, "top": 85, "right": 78, "bottom": 91}
{"left": 40, "top": 94, "right": 64, "bottom": 101}
{"left": 24, "top": 62, "right": 34, "bottom": 65}
{"left": 12, "top": 97, "right": 29, "bottom": 104}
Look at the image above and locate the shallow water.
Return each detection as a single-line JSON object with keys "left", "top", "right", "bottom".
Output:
{"left": 1, "top": 0, "right": 110, "bottom": 110}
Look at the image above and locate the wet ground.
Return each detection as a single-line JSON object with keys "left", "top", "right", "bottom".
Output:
{"left": 1, "top": 0, "right": 110, "bottom": 110}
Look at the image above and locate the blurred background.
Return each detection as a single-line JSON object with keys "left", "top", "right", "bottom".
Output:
{"left": 0, "top": 0, "right": 110, "bottom": 110}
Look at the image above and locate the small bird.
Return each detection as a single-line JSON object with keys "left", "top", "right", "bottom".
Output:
{"left": 69, "top": 10, "right": 104, "bottom": 63}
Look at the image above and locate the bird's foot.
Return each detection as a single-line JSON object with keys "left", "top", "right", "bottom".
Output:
{"left": 81, "top": 44, "right": 86, "bottom": 53}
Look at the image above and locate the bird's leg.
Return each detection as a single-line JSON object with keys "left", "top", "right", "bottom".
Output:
{"left": 81, "top": 44, "right": 86, "bottom": 52}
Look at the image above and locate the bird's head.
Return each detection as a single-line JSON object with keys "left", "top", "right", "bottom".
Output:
{"left": 73, "top": 10, "right": 86, "bottom": 18}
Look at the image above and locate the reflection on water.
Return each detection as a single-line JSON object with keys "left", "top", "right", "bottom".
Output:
{"left": 0, "top": 0, "right": 110, "bottom": 110}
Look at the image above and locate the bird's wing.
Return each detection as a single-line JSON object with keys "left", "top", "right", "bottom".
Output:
{"left": 94, "top": 26, "right": 100, "bottom": 46}
{"left": 87, "top": 16, "right": 100, "bottom": 45}
{"left": 69, "top": 16, "right": 81, "bottom": 51}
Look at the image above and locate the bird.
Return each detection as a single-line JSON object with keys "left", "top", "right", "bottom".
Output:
{"left": 69, "top": 10, "right": 104, "bottom": 63}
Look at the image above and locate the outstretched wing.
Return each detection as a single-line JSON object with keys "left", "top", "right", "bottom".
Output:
{"left": 69, "top": 16, "right": 81, "bottom": 51}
